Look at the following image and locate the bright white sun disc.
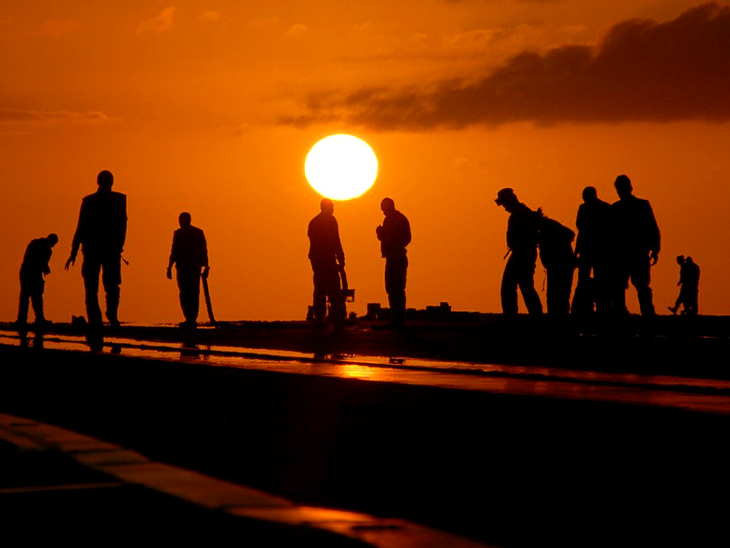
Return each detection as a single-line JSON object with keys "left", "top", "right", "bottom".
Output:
{"left": 305, "top": 134, "right": 378, "bottom": 200}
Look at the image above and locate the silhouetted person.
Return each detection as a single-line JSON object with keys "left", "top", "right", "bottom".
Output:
{"left": 65, "top": 170, "right": 127, "bottom": 329}
{"left": 669, "top": 255, "right": 700, "bottom": 316}
{"left": 495, "top": 188, "right": 543, "bottom": 318}
{"left": 572, "top": 186, "right": 612, "bottom": 317}
{"left": 610, "top": 174, "right": 660, "bottom": 317}
{"left": 167, "top": 212, "right": 209, "bottom": 329}
{"left": 537, "top": 211, "right": 575, "bottom": 318}
{"left": 308, "top": 198, "right": 346, "bottom": 325}
{"left": 16, "top": 233, "right": 58, "bottom": 329}
{"left": 376, "top": 198, "right": 411, "bottom": 328}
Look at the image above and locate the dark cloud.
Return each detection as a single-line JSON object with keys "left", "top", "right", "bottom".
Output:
{"left": 282, "top": 3, "right": 730, "bottom": 130}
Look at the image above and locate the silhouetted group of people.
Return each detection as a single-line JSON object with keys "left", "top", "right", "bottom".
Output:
{"left": 15, "top": 170, "right": 210, "bottom": 346}
{"left": 307, "top": 197, "right": 411, "bottom": 329}
{"left": 15, "top": 169, "right": 697, "bottom": 339}
{"left": 496, "top": 174, "right": 698, "bottom": 323}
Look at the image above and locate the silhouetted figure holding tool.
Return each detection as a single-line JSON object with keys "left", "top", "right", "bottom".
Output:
{"left": 66, "top": 170, "right": 127, "bottom": 339}
{"left": 495, "top": 188, "right": 543, "bottom": 319}
{"left": 308, "top": 198, "right": 347, "bottom": 326}
{"left": 610, "top": 175, "right": 660, "bottom": 317}
{"left": 572, "top": 186, "right": 612, "bottom": 319}
{"left": 167, "top": 212, "right": 210, "bottom": 332}
{"left": 16, "top": 233, "right": 58, "bottom": 332}
{"left": 376, "top": 197, "right": 411, "bottom": 329}
{"left": 669, "top": 255, "right": 700, "bottom": 316}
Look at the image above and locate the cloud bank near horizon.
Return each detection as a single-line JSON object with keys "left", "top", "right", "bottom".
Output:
{"left": 282, "top": 2, "right": 730, "bottom": 131}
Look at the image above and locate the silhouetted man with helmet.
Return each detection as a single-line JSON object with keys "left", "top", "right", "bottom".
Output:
{"left": 308, "top": 198, "right": 346, "bottom": 325}
{"left": 66, "top": 170, "right": 127, "bottom": 329}
{"left": 610, "top": 174, "right": 660, "bottom": 317}
{"left": 495, "top": 188, "right": 543, "bottom": 318}
{"left": 16, "top": 233, "right": 59, "bottom": 329}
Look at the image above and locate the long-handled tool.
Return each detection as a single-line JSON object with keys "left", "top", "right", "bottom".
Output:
{"left": 202, "top": 268, "right": 216, "bottom": 324}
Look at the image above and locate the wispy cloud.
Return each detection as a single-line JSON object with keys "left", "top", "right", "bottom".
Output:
{"left": 0, "top": 108, "right": 111, "bottom": 125}
{"left": 137, "top": 6, "right": 176, "bottom": 34}
{"left": 282, "top": 2, "right": 730, "bottom": 130}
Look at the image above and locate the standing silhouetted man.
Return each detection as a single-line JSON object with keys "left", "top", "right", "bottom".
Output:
{"left": 572, "top": 186, "right": 612, "bottom": 317}
{"left": 495, "top": 188, "right": 543, "bottom": 319}
{"left": 66, "top": 170, "right": 127, "bottom": 329}
{"left": 308, "top": 198, "right": 346, "bottom": 325}
{"left": 377, "top": 197, "right": 411, "bottom": 328}
{"left": 17, "top": 233, "right": 58, "bottom": 329}
{"left": 669, "top": 255, "right": 700, "bottom": 316}
{"left": 167, "top": 212, "right": 209, "bottom": 328}
{"left": 611, "top": 174, "right": 660, "bottom": 317}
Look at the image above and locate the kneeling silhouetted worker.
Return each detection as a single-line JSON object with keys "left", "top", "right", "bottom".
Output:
{"left": 17, "top": 233, "right": 58, "bottom": 329}
{"left": 167, "top": 212, "right": 209, "bottom": 329}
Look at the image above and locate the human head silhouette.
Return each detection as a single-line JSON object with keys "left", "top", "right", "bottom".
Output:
{"left": 97, "top": 170, "right": 114, "bottom": 190}
{"left": 178, "top": 212, "right": 192, "bottom": 228}
{"left": 676, "top": 255, "right": 685, "bottom": 265}
{"left": 582, "top": 186, "right": 598, "bottom": 202}
{"left": 380, "top": 197, "right": 396, "bottom": 216}
{"left": 614, "top": 175, "right": 633, "bottom": 200}
{"left": 47, "top": 233, "right": 58, "bottom": 247}
{"left": 320, "top": 198, "right": 334, "bottom": 215}
{"left": 495, "top": 188, "right": 518, "bottom": 212}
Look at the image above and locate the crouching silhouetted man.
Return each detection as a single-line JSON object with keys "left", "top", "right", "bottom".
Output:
{"left": 66, "top": 170, "right": 127, "bottom": 330}
{"left": 308, "top": 198, "right": 346, "bottom": 325}
{"left": 376, "top": 198, "right": 411, "bottom": 328}
{"left": 495, "top": 188, "right": 543, "bottom": 319}
{"left": 167, "top": 212, "right": 209, "bottom": 329}
{"left": 17, "top": 233, "right": 58, "bottom": 329}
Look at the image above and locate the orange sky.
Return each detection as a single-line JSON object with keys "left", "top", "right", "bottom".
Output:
{"left": 2, "top": 1, "right": 729, "bottom": 324}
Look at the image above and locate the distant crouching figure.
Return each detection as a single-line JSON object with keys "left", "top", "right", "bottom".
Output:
{"left": 376, "top": 198, "right": 411, "bottom": 328}
{"left": 167, "top": 212, "right": 209, "bottom": 328}
{"left": 308, "top": 198, "right": 346, "bottom": 325}
{"left": 65, "top": 170, "right": 127, "bottom": 329}
{"left": 17, "top": 233, "right": 58, "bottom": 328}
{"left": 495, "top": 188, "right": 543, "bottom": 319}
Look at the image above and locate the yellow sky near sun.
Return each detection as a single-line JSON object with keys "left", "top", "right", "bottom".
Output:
{"left": 1, "top": 1, "right": 729, "bottom": 323}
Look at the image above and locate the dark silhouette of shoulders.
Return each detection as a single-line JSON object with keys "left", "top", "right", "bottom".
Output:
{"left": 308, "top": 211, "right": 344, "bottom": 263}
{"left": 378, "top": 209, "right": 411, "bottom": 258}
{"left": 73, "top": 188, "right": 127, "bottom": 255}
{"left": 21, "top": 238, "right": 54, "bottom": 274}
{"left": 611, "top": 194, "right": 660, "bottom": 253}
{"left": 171, "top": 225, "right": 208, "bottom": 268}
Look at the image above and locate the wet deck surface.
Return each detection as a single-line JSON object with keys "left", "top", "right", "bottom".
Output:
{"left": 1, "top": 326, "right": 729, "bottom": 547}
{"left": 4, "top": 329, "right": 730, "bottom": 416}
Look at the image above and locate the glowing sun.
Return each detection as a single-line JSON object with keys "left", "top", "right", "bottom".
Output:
{"left": 305, "top": 134, "right": 378, "bottom": 200}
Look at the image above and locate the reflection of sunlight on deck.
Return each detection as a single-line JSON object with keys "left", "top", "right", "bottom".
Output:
{"left": 336, "top": 364, "right": 385, "bottom": 381}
